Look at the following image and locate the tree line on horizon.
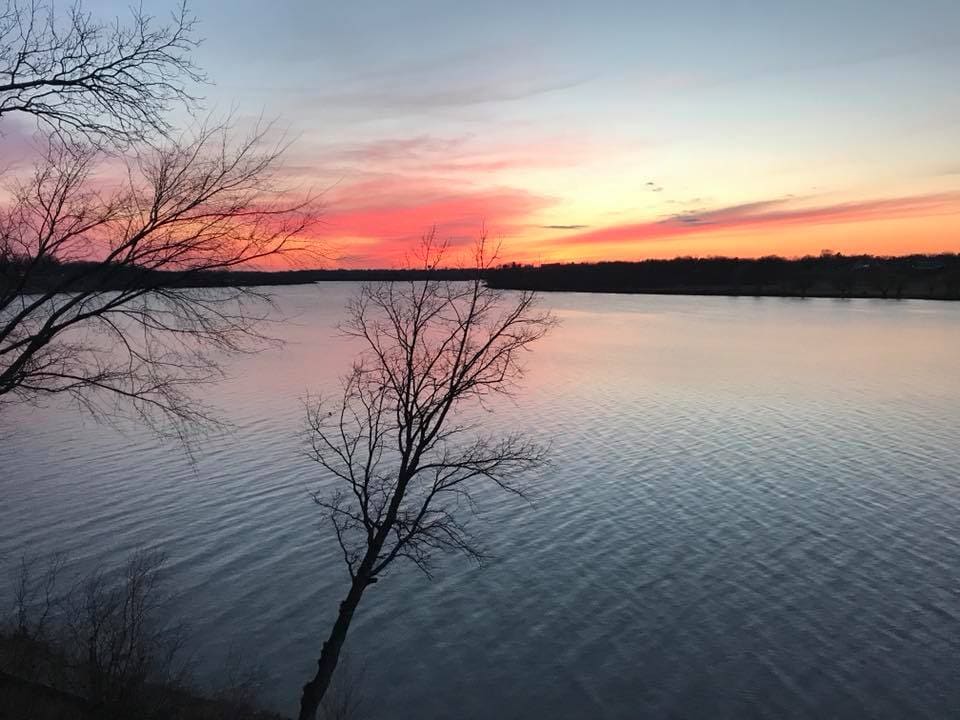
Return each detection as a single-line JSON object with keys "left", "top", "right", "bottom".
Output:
{"left": 487, "top": 252, "right": 960, "bottom": 300}
{"left": 7, "top": 252, "right": 958, "bottom": 300}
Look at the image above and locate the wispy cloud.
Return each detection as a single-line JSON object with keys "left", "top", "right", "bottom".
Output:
{"left": 299, "top": 133, "right": 596, "bottom": 189}
{"left": 549, "top": 192, "right": 960, "bottom": 247}
{"left": 327, "top": 135, "right": 468, "bottom": 164}
{"left": 314, "top": 75, "right": 589, "bottom": 113}
{"left": 650, "top": 37, "right": 960, "bottom": 96}
{"left": 539, "top": 224, "right": 590, "bottom": 230}
{"left": 0, "top": 117, "right": 40, "bottom": 171}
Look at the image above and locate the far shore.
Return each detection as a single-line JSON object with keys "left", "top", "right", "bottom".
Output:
{"left": 10, "top": 253, "right": 960, "bottom": 301}
{"left": 484, "top": 254, "right": 960, "bottom": 301}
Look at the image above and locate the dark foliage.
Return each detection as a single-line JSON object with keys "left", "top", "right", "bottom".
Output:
{"left": 4, "top": 259, "right": 485, "bottom": 294}
{"left": 1, "top": 552, "right": 283, "bottom": 720}
{"left": 485, "top": 253, "right": 960, "bottom": 300}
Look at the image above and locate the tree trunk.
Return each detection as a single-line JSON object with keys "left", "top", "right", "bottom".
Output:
{"left": 298, "top": 466, "right": 410, "bottom": 719}
{"left": 297, "top": 578, "right": 368, "bottom": 720}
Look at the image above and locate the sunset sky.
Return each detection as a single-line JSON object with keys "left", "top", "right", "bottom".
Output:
{"left": 45, "top": 2, "right": 960, "bottom": 265}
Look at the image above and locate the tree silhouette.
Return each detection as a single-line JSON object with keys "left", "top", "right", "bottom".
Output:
{"left": 0, "top": 125, "right": 316, "bottom": 436}
{"left": 298, "top": 236, "right": 554, "bottom": 720}
{"left": 0, "top": 1, "right": 318, "bottom": 437}
{"left": 0, "top": 0, "right": 203, "bottom": 146}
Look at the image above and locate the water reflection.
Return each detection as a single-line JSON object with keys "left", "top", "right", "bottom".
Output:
{"left": 2, "top": 285, "right": 959, "bottom": 719}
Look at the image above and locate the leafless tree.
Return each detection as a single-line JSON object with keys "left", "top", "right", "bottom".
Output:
{"left": 0, "top": 0, "right": 203, "bottom": 147}
{"left": 0, "top": 124, "right": 317, "bottom": 436}
{"left": 3, "top": 551, "right": 65, "bottom": 682}
{"left": 298, "top": 236, "right": 554, "bottom": 720}
{"left": 10, "top": 552, "right": 64, "bottom": 642}
{"left": 0, "top": 1, "right": 319, "bottom": 437}
{"left": 58, "top": 549, "right": 191, "bottom": 711}
{"left": 2, "top": 550, "right": 296, "bottom": 719}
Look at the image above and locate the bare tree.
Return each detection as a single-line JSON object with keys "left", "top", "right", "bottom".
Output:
{"left": 4, "top": 551, "right": 65, "bottom": 682}
{"left": 298, "top": 237, "right": 554, "bottom": 720}
{"left": 2, "top": 550, "right": 297, "bottom": 719}
{"left": 0, "top": 124, "right": 316, "bottom": 436}
{"left": 0, "top": 1, "right": 319, "bottom": 437}
{"left": 59, "top": 549, "right": 191, "bottom": 712}
{"left": 0, "top": 0, "right": 203, "bottom": 146}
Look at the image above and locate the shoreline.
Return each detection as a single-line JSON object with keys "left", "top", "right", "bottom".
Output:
{"left": 10, "top": 253, "right": 959, "bottom": 302}
{"left": 482, "top": 284, "right": 960, "bottom": 302}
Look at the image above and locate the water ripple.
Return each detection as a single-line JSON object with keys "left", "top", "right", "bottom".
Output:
{"left": 2, "top": 287, "right": 960, "bottom": 719}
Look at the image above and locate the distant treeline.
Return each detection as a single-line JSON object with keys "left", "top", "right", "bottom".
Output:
{"left": 7, "top": 253, "right": 960, "bottom": 300}
{"left": 5, "top": 257, "right": 481, "bottom": 294}
{"left": 485, "top": 254, "right": 960, "bottom": 300}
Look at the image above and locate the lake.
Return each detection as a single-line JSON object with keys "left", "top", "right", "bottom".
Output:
{"left": 2, "top": 284, "right": 960, "bottom": 719}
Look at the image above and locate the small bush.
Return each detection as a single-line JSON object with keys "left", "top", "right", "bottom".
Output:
{"left": 1, "top": 551, "right": 281, "bottom": 720}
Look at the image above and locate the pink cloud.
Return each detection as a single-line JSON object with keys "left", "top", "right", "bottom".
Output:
{"left": 0, "top": 117, "right": 42, "bottom": 170}
{"left": 549, "top": 192, "right": 960, "bottom": 248}
{"left": 276, "top": 132, "right": 602, "bottom": 265}
{"left": 315, "top": 176, "right": 554, "bottom": 266}
{"left": 312, "top": 133, "right": 597, "bottom": 181}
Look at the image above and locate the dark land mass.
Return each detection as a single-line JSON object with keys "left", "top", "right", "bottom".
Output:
{"left": 6, "top": 259, "right": 482, "bottom": 295}
{"left": 486, "top": 254, "right": 960, "bottom": 300}
{"left": 7, "top": 253, "right": 960, "bottom": 300}
{"left": 0, "top": 633, "right": 286, "bottom": 720}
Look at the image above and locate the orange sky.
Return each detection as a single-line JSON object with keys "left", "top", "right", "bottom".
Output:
{"left": 296, "top": 162, "right": 960, "bottom": 268}
{"left": 17, "top": 1, "right": 960, "bottom": 269}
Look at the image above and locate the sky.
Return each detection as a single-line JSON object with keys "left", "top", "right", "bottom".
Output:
{"left": 48, "top": 1, "right": 960, "bottom": 265}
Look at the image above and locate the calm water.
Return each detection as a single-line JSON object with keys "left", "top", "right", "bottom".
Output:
{"left": 3, "top": 285, "right": 960, "bottom": 719}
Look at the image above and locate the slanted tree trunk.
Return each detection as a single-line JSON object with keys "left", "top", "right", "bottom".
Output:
{"left": 298, "top": 576, "right": 368, "bottom": 720}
